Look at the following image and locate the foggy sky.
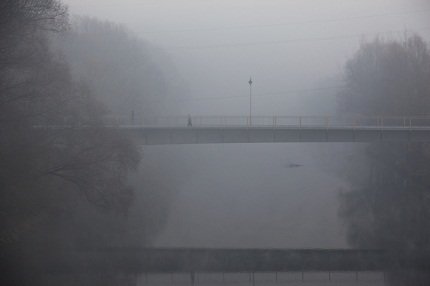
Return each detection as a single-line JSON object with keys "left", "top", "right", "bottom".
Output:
{"left": 64, "top": 0, "right": 430, "bottom": 116}
{"left": 62, "top": 0, "right": 430, "bottom": 249}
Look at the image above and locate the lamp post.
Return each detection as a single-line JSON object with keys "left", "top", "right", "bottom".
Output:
{"left": 248, "top": 77, "right": 253, "bottom": 126}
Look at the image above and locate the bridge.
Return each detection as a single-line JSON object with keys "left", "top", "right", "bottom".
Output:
{"left": 50, "top": 248, "right": 430, "bottom": 284}
{"left": 111, "top": 116, "right": 430, "bottom": 145}
{"left": 53, "top": 248, "right": 429, "bottom": 273}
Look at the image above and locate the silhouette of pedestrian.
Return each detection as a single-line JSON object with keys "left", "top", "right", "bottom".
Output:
{"left": 187, "top": 114, "right": 192, "bottom": 127}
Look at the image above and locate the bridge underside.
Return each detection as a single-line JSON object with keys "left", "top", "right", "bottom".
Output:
{"left": 124, "top": 127, "right": 430, "bottom": 145}
{"left": 51, "top": 248, "right": 429, "bottom": 274}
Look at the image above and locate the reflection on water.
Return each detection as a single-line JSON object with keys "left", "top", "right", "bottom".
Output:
{"left": 137, "top": 272, "right": 385, "bottom": 286}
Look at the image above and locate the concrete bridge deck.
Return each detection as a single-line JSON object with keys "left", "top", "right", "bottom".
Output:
{"left": 111, "top": 115, "right": 430, "bottom": 145}
{"left": 39, "top": 116, "right": 430, "bottom": 144}
{"left": 52, "top": 248, "right": 430, "bottom": 274}
{"left": 125, "top": 126, "right": 430, "bottom": 145}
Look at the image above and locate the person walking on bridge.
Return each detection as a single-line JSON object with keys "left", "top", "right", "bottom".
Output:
{"left": 187, "top": 114, "right": 192, "bottom": 127}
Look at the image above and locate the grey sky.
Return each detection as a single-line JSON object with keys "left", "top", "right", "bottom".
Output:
{"left": 63, "top": 0, "right": 430, "bottom": 116}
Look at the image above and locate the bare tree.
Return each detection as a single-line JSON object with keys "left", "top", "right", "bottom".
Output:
{"left": 0, "top": 2, "right": 143, "bottom": 285}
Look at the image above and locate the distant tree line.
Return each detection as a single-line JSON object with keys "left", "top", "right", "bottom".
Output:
{"left": 337, "top": 34, "right": 430, "bottom": 286}
{"left": 0, "top": 1, "right": 175, "bottom": 285}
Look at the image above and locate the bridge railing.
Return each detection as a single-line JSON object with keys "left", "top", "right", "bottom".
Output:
{"left": 108, "top": 115, "right": 430, "bottom": 128}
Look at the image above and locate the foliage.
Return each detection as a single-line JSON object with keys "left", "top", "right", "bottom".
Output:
{"left": 55, "top": 16, "right": 170, "bottom": 120}
{"left": 53, "top": 17, "right": 178, "bottom": 247}
{"left": 0, "top": 1, "right": 151, "bottom": 285}
{"left": 339, "top": 35, "right": 430, "bottom": 116}
{"left": 338, "top": 35, "right": 430, "bottom": 285}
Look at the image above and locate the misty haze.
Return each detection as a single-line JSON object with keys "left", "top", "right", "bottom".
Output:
{"left": 1, "top": 0, "right": 430, "bottom": 286}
